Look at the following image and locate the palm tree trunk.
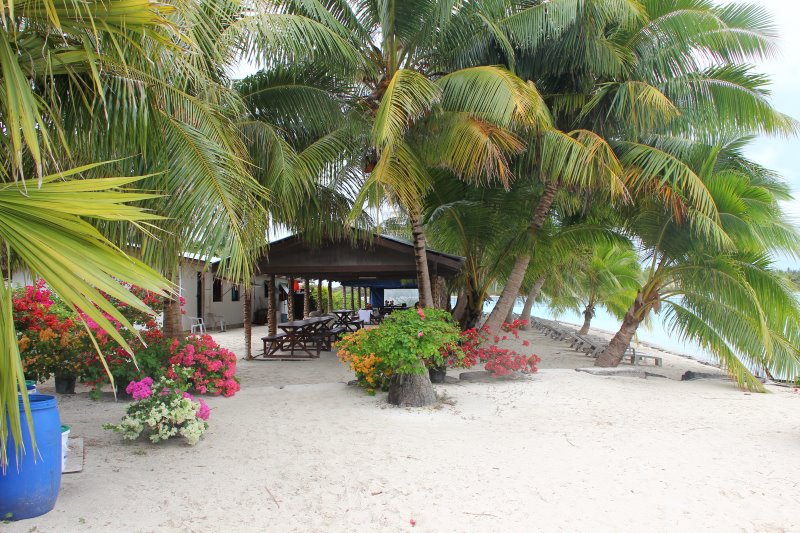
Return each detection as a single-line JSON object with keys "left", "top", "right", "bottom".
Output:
{"left": 303, "top": 278, "right": 310, "bottom": 318}
{"left": 163, "top": 266, "right": 183, "bottom": 339}
{"left": 519, "top": 276, "right": 545, "bottom": 330}
{"left": 595, "top": 292, "right": 649, "bottom": 367}
{"left": 268, "top": 274, "right": 277, "bottom": 336}
{"left": 578, "top": 305, "right": 594, "bottom": 335}
{"left": 505, "top": 301, "right": 515, "bottom": 324}
{"left": 484, "top": 181, "right": 559, "bottom": 332}
{"left": 462, "top": 287, "right": 484, "bottom": 330}
{"left": 452, "top": 291, "right": 467, "bottom": 323}
{"left": 243, "top": 286, "right": 252, "bottom": 359}
{"left": 410, "top": 211, "right": 433, "bottom": 307}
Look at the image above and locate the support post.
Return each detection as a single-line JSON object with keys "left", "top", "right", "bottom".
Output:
{"left": 350, "top": 286, "right": 355, "bottom": 310}
{"left": 303, "top": 278, "right": 310, "bottom": 319}
{"left": 288, "top": 276, "right": 295, "bottom": 321}
{"left": 243, "top": 284, "right": 252, "bottom": 359}
{"left": 317, "top": 279, "right": 323, "bottom": 313}
{"left": 327, "top": 280, "right": 333, "bottom": 313}
{"left": 268, "top": 274, "right": 277, "bottom": 336}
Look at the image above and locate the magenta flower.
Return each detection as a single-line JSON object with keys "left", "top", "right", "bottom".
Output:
{"left": 196, "top": 399, "right": 211, "bottom": 421}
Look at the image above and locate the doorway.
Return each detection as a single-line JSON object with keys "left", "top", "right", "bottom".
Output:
{"left": 196, "top": 272, "right": 203, "bottom": 319}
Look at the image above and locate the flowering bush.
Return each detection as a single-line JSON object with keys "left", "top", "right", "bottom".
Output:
{"left": 336, "top": 329, "right": 392, "bottom": 394}
{"left": 167, "top": 335, "right": 240, "bottom": 397}
{"left": 103, "top": 370, "right": 210, "bottom": 445}
{"left": 336, "top": 308, "right": 463, "bottom": 393}
{"left": 82, "top": 338, "right": 172, "bottom": 399}
{"left": 14, "top": 280, "right": 85, "bottom": 380}
{"left": 13, "top": 279, "right": 174, "bottom": 390}
{"left": 459, "top": 321, "right": 540, "bottom": 377}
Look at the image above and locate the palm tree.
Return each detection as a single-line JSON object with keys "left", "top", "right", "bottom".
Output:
{"left": 246, "top": 0, "right": 553, "bottom": 307}
{"left": 2, "top": 0, "right": 367, "bottom": 459}
{"left": 57, "top": 0, "right": 370, "bottom": 338}
{"left": 547, "top": 241, "right": 642, "bottom": 335}
{"left": 0, "top": 0, "right": 181, "bottom": 466}
{"left": 595, "top": 137, "right": 800, "bottom": 391}
{"left": 484, "top": 0, "right": 794, "bottom": 331}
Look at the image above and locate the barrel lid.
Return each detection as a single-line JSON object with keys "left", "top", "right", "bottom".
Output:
{"left": 17, "top": 393, "right": 57, "bottom": 411}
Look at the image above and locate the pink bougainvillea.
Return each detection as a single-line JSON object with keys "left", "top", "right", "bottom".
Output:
{"left": 126, "top": 377, "right": 154, "bottom": 401}
{"left": 167, "top": 334, "right": 240, "bottom": 397}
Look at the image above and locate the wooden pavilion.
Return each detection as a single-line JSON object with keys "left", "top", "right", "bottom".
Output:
{"left": 253, "top": 233, "right": 464, "bottom": 342}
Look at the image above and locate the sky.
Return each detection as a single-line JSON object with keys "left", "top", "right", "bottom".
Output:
{"left": 233, "top": 1, "right": 800, "bottom": 266}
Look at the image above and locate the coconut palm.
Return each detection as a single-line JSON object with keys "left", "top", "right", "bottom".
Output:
{"left": 595, "top": 137, "right": 800, "bottom": 391}
{"left": 547, "top": 241, "right": 642, "bottom": 334}
{"left": 0, "top": 0, "right": 182, "bottom": 467}
{"left": 484, "top": 0, "right": 795, "bottom": 331}
{"left": 2, "top": 0, "right": 368, "bottom": 460}
{"left": 243, "top": 0, "right": 556, "bottom": 308}
{"left": 55, "top": 0, "right": 369, "bottom": 337}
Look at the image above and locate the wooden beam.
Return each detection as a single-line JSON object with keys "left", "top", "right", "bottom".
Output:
{"left": 327, "top": 280, "right": 333, "bottom": 313}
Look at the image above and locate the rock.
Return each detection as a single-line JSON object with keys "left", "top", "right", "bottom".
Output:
{"left": 680, "top": 371, "right": 727, "bottom": 381}
{"left": 576, "top": 367, "right": 648, "bottom": 379}
{"left": 575, "top": 367, "right": 668, "bottom": 379}
{"left": 458, "top": 371, "right": 528, "bottom": 383}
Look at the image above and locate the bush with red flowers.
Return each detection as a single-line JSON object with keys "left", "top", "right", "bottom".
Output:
{"left": 14, "top": 280, "right": 84, "bottom": 380}
{"left": 167, "top": 335, "right": 240, "bottom": 397}
{"left": 454, "top": 320, "right": 540, "bottom": 377}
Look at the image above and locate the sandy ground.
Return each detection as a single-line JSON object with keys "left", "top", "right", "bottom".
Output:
{"left": 7, "top": 322, "right": 800, "bottom": 532}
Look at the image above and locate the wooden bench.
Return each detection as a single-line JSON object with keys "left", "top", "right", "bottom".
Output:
{"left": 628, "top": 353, "right": 663, "bottom": 367}
{"left": 261, "top": 333, "right": 287, "bottom": 358}
{"left": 311, "top": 326, "right": 347, "bottom": 351}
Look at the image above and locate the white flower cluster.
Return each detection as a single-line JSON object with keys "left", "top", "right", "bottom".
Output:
{"left": 104, "top": 378, "right": 209, "bottom": 446}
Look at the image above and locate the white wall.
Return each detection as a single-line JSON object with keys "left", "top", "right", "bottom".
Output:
{"left": 179, "top": 263, "right": 282, "bottom": 330}
{"left": 10, "top": 269, "right": 35, "bottom": 287}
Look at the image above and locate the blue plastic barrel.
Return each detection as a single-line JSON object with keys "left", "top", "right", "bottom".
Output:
{"left": 0, "top": 394, "right": 62, "bottom": 520}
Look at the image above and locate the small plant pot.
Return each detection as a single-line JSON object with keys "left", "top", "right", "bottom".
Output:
{"left": 428, "top": 366, "right": 447, "bottom": 384}
{"left": 114, "top": 387, "right": 133, "bottom": 401}
{"left": 54, "top": 376, "right": 76, "bottom": 395}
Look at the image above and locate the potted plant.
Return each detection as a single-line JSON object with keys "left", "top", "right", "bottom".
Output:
{"left": 14, "top": 281, "right": 81, "bottom": 391}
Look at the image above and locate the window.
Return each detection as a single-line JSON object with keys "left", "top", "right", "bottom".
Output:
{"left": 231, "top": 284, "right": 240, "bottom": 302}
{"left": 213, "top": 278, "right": 222, "bottom": 302}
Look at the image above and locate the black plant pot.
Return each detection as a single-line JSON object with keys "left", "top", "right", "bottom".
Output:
{"left": 428, "top": 366, "right": 447, "bottom": 384}
{"left": 54, "top": 376, "right": 76, "bottom": 394}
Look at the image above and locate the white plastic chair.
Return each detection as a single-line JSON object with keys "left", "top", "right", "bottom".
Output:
{"left": 206, "top": 314, "right": 226, "bottom": 332}
{"left": 188, "top": 316, "right": 206, "bottom": 334}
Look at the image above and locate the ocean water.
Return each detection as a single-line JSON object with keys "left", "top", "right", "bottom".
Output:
{"left": 386, "top": 288, "right": 716, "bottom": 364}
{"left": 488, "top": 297, "right": 716, "bottom": 364}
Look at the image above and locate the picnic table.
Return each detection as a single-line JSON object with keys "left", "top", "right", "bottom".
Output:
{"left": 258, "top": 316, "right": 331, "bottom": 359}
{"left": 332, "top": 309, "right": 354, "bottom": 327}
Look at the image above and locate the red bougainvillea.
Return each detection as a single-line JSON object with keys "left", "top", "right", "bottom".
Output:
{"left": 449, "top": 320, "right": 540, "bottom": 377}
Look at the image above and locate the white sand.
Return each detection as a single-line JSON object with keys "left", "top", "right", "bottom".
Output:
{"left": 8, "top": 325, "right": 800, "bottom": 532}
